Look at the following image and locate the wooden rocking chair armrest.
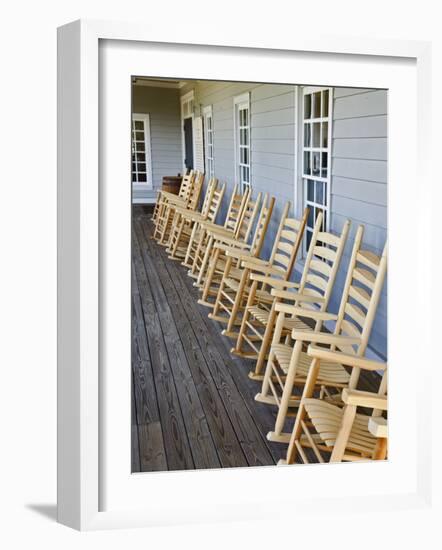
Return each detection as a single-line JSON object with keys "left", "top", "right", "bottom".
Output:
{"left": 212, "top": 235, "right": 251, "bottom": 249}
{"left": 199, "top": 220, "right": 229, "bottom": 232}
{"left": 368, "top": 417, "right": 388, "bottom": 438}
{"left": 248, "top": 274, "right": 300, "bottom": 289}
{"left": 270, "top": 289, "right": 323, "bottom": 302}
{"left": 222, "top": 249, "right": 256, "bottom": 262}
{"left": 274, "top": 304, "right": 338, "bottom": 321}
{"left": 342, "top": 389, "right": 388, "bottom": 411}
{"left": 291, "top": 331, "right": 361, "bottom": 346}
{"left": 244, "top": 263, "right": 287, "bottom": 278}
{"left": 164, "top": 194, "right": 186, "bottom": 206}
{"left": 307, "top": 345, "right": 387, "bottom": 372}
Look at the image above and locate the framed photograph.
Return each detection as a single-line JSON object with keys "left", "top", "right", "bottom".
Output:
{"left": 57, "top": 19, "right": 433, "bottom": 531}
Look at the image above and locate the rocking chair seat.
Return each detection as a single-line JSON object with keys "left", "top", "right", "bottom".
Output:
{"left": 247, "top": 306, "right": 312, "bottom": 331}
{"left": 303, "top": 398, "right": 377, "bottom": 455}
{"left": 272, "top": 343, "right": 351, "bottom": 385}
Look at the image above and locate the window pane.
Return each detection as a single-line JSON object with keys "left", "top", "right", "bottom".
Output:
{"left": 322, "top": 90, "right": 329, "bottom": 117}
{"left": 135, "top": 120, "right": 143, "bottom": 130}
{"left": 304, "top": 151, "right": 311, "bottom": 175}
{"left": 138, "top": 173, "right": 146, "bottom": 182}
{"left": 132, "top": 172, "right": 137, "bottom": 183}
{"left": 304, "top": 123, "right": 311, "bottom": 147}
{"left": 314, "top": 92, "right": 321, "bottom": 118}
{"left": 244, "top": 147, "right": 249, "bottom": 165}
{"left": 137, "top": 142, "right": 145, "bottom": 151}
{"left": 307, "top": 208, "right": 314, "bottom": 230}
{"left": 243, "top": 128, "right": 249, "bottom": 145}
{"left": 138, "top": 163, "right": 146, "bottom": 172}
{"left": 132, "top": 163, "right": 137, "bottom": 172}
{"left": 313, "top": 123, "right": 321, "bottom": 148}
{"left": 316, "top": 181, "right": 324, "bottom": 204}
{"left": 312, "top": 152, "right": 320, "bottom": 176}
{"left": 136, "top": 152, "right": 145, "bottom": 162}
{"left": 322, "top": 122, "right": 328, "bottom": 148}
{"left": 135, "top": 131, "right": 144, "bottom": 141}
{"left": 304, "top": 94, "right": 311, "bottom": 119}
{"left": 306, "top": 229, "right": 312, "bottom": 250}
{"left": 307, "top": 179, "right": 314, "bottom": 202}
{"left": 321, "top": 152, "right": 328, "bottom": 178}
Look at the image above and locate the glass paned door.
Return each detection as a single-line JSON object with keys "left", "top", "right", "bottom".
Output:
{"left": 132, "top": 114, "right": 152, "bottom": 188}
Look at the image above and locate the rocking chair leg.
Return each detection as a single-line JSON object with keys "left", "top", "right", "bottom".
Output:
{"left": 252, "top": 305, "right": 278, "bottom": 377}
{"left": 232, "top": 280, "right": 258, "bottom": 355}
{"left": 272, "top": 340, "right": 303, "bottom": 437}
{"left": 226, "top": 268, "right": 248, "bottom": 334}
{"left": 211, "top": 257, "right": 232, "bottom": 318}
{"left": 286, "top": 357, "right": 321, "bottom": 464}
{"left": 200, "top": 247, "right": 219, "bottom": 304}
{"left": 196, "top": 235, "right": 214, "bottom": 287}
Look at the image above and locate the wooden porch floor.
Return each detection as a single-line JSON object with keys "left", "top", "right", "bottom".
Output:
{"left": 131, "top": 205, "right": 290, "bottom": 472}
{"left": 131, "top": 205, "right": 382, "bottom": 472}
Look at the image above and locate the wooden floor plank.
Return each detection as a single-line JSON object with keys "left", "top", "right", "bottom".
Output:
{"left": 132, "top": 231, "right": 194, "bottom": 471}
{"left": 136, "top": 221, "right": 246, "bottom": 469}
{"left": 133, "top": 225, "right": 222, "bottom": 470}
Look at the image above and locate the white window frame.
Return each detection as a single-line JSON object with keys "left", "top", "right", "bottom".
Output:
{"left": 131, "top": 113, "right": 153, "bottom": 190}
{"left": 180, "top": 90, "right": 196, "bottom": 171}
{"left": 203, "top": 105, "right": 215, "bottom": 178}
{"left": 233, "top": 92, "right": 251, "bottom": 193}
{"left": 300, "top": 86, "right": 333, "bottom": 254}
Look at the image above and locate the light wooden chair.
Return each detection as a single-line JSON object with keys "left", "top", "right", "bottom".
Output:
{"left": 182, "top": 184, "right": 250, "bottom": 276}
{"left": 154, "top": 171, "right": 204, "bottom": 244}
{"left": 193, "top": 190, "right": 263, "bottom": 293}
{"left": 231, "top": 213, "right": 350, "bottom": 380}
{"left": 165, "top": 178, "right": 224, "bottom": 261}
{"left": 207, "top": 204, "right": 309, "bottom": 339}
{"left": 257, "top": 232, "right": 387, "bottom": 444}
{"left": 151, "top": 170, "right": 195, "bottom": 228}
{"left": 181, "top": 185, "right": 249, "bottom": 279}
{"left": 281, "top": 348, "right": 388, "bottom": 464}
{"left": 197, "top": 193, "right": 274, "bottom": 308}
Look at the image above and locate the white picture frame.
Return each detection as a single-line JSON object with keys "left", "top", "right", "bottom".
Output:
{"left": 57, "top": 19, "right": 434, "bottom": 531}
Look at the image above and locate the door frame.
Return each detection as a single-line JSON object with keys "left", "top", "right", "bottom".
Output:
{"left": 180, "top": 90, "right": 196, "bottom": 172}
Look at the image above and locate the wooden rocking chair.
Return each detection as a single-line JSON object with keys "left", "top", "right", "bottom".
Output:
{"left": 207, "top": 204, "right": 308, "bottom": 339}
{"left": 182, "top": 184, "right": 250, "bottom": 275}
{"left": 257, "top": 231, "right": 387, "bottom": 444}
{"left": 197, "top": 193, "right": 274, "bottom": 308}
{"left": 282, "top": 348, "right": 388, "bottom": 464}
{"left": 231, "top": 213, "right": 350, "bottom": 380}
{"left": 151, "top": 170, "right": 195, "bottom": 228}
{"left": 193, "top": 190, "right": 263, "bottom": 292}
{"left": 154, "top": 171, "right": 204, "bottom": 244}
{"left": 165, "top": 178, "right": 225, "bottom": 261}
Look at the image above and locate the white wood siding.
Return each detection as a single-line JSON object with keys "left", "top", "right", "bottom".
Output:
{"left": 330, "top": 88, "right": 388, "bottom": 357}
{"left": 182, "top": 81, "right": 297, "bottom": 258}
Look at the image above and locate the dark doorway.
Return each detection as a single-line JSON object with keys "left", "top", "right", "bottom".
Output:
{"left": 183, "top": 117, "right": 194, "bottom": 170}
